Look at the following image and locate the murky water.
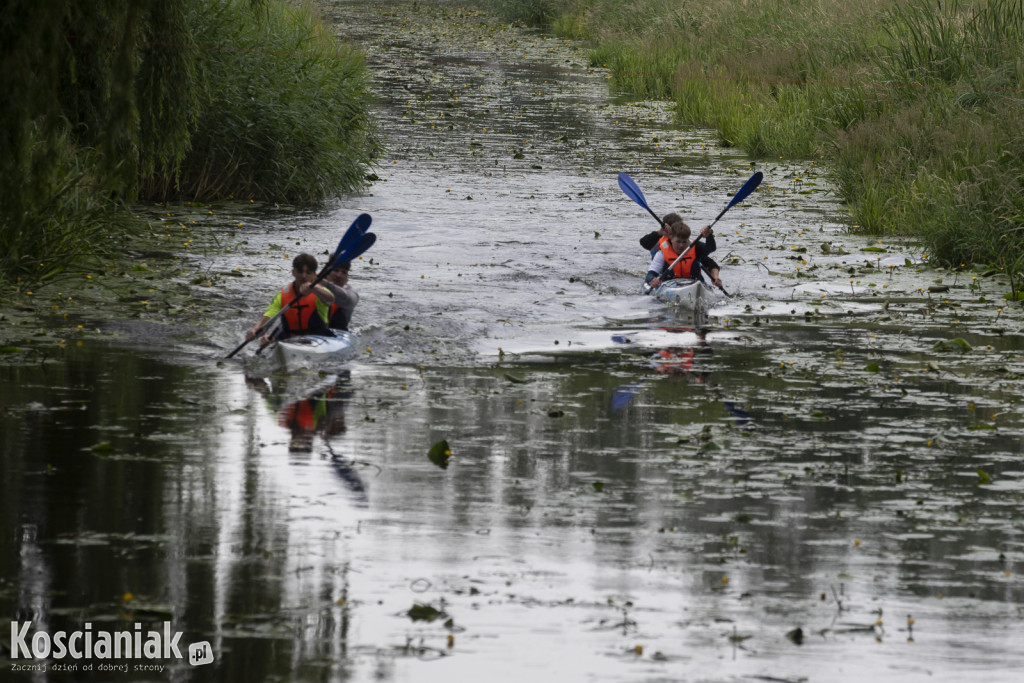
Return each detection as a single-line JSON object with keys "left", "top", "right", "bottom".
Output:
{"left": 2, "top": 1, "right": 1023, "bottom": 681}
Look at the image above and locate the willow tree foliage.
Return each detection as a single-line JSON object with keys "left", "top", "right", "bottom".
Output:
{"left": 1, "top": 0, "right": 378, "bottom": 283}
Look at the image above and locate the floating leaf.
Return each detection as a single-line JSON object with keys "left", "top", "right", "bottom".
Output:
{"left": 933, "top": 337, "right": 972, "bottom": 353}
{"left": 861, "top": 246, "right": 887, "bottom": 253}
{"left": 503, "top": 373, "right": 526, "bottom": 384}
{"left": 408, "top": 603, "right": 442, "bottom": 622}
{"left": 427, "top": 440, "right": 451, "bottom": 469}
{"left": 91, "top": 442, "right": 114, "bottom": 454}
{"left": 976, "top": 469, "right": 992, "bottom": 484}
{"left": 592, "top": 481, "right": 604, "bottom": 493}
{"left": 864, "top": 363, "right": 881, "bottom": 372}
{"left": 968, "top": 424, "right": 997, "bottom": 431}
{"left": 0, "top": 346, "right": 24, "bottom": 354}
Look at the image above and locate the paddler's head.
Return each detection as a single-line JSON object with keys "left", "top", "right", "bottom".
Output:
{"left": 666, "top": 221, "right": 691, "bottom": 253}
{"left": 660, "top": 212, "right": 682, "bottom": 235}
{"left": 291, "top": 253, "right": 318, "bottom": 286}
{"left": 327, "top": 261, "right": 351, "bottom": 287}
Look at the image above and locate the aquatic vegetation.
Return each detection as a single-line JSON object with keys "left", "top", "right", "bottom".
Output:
{"left": 141, "top": 0, "right": 381, "bottom": 203}
{"left": 0, "top": 0, "right": 378, "bottom": 285}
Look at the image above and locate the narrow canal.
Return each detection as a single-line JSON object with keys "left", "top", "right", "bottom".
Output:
{"left": 2, "top": 1, "right": 1022, "bottom": 681}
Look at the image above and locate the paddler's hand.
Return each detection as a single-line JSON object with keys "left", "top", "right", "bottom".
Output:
{"left": 649, "top": 277, "right": 662, "bottom": 288}
{"left": 700, "top": 225, "right": 713, "bottom": 239}
{"left": 245, "top": 326, "right": 260, "bottom": 341}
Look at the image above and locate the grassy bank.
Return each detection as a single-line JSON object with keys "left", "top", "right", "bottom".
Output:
{"left": 1, "top": 0, "right": 378, "bottom": 286}
{"left": 487, "top": 0, "right": 1024, "bottom": 280}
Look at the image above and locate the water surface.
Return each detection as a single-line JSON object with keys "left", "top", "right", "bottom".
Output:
{"left": 2, "top": 2, "right": 1023, "bottom": 682}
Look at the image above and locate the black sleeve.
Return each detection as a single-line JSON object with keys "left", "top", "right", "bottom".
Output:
{"left": 703, "top": 234, "right": 717, "bottom": 255}
{"left": 639, "top": 231, "right": 661, "bottom": 251}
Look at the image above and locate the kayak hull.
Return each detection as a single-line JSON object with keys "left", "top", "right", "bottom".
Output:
{"left": 273, "top": 330, "right": 358, "bottom": 367}
{"left": 652, "top": 279, "right": 716, "bottom": 310}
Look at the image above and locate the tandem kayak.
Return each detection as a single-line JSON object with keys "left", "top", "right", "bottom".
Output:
{"left": 651, "top": 279, "right": 719, "bottom": 311}
{"left": 272, "top": 330, "right": 359, "bottom": 367}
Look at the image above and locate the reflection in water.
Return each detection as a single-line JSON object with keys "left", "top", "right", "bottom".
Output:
{"left": 2, "top": 337, "right": 1024, "bottom": 681}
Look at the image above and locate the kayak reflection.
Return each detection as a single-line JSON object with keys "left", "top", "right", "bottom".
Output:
{"left": 245, "top": 372, "right": 369, "bottom": 503}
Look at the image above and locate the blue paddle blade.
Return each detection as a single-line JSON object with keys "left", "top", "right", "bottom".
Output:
{"left": 612, "top": 383, "right": 641, "bottom": 412}
{"left": 617, "top": 172, "right": 650, "bottom": 211}
{"left": 330, "top": 213, "right": 373, "bottom": 263}
{"left": 332, "top": 232, "right": 376, "bottom": 267}
{"left": 727, "top": 171, "right": 763, "bottom": 209}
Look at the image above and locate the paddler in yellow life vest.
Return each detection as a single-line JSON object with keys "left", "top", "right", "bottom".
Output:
{"left": 245, "top": 253, "right": 335, "bottom": 344}
{"left": 644, "top": 221, "right": 723, "bottom": 290}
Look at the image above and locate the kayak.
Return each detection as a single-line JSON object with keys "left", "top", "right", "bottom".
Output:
{"left": 272, "top": 330, "right": 359, "bottom": 367}
{"left": 651, "top": 279, "right": 718, "bottom": 310}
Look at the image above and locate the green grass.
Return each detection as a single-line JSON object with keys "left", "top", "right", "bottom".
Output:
{"left": 487, "top": 0, "right": 1024, "bottom": 273}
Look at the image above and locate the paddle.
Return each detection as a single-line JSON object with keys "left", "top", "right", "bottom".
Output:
{"left": 619, "top": 172, "right": 712, "bottom": 293}
{"left": 252, "top": 231, "right": 377, "bottom": 356}
{"left": 617, "top": 172, "right": 664, "bottom": 225}
{"left": 226, "top": 215, "right": 372, "bottom": 359}
{"left": 638, "top": 171, "right": 763, "bottom": 296}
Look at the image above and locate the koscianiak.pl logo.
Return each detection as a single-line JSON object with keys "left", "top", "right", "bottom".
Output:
{"left": 8, "top": 621, "right": 214, "bottom": 674}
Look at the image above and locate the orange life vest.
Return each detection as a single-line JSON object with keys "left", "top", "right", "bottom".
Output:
{"left": 280, "top": 400, "right": 317, "bottom": 431}
{"left": 280, "top": 284, "right": 324, "bottom": 336}
{"left": 658, "top": 236, "right": 696, "bottom": 279}
{"left": 653, "top": 348, "right": 695, "bottom": 374}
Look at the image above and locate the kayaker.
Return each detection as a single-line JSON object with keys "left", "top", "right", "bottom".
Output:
{"left": 640, "top": 212, "right": 682, "bottom": 254}
{"left": 246, "top": 253, "right": 335, "bottom": 343}
{"left": 323, "top": 261, "right": 359, "bottom": 331}
{"left": 645, "top": 222, "right": 723, "bottom": 290}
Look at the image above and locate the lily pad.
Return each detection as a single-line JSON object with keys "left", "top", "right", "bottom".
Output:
{"left": 408, "top": 603, "right": 443, "bottom": 622}
{"left": 428, "top": 439, "right": 451, "bottom": 469}
{"left": 933, "top": 337, "right": 972, "bottom": 353}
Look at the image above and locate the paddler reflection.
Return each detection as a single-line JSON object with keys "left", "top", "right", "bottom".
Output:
{"left": 245, "top": 373, "right": 353, "bottom": 453}
{"left": 246, "top": 372, "right": 369, "bottom": 502}
{"left": 648, "top": 326, "right": 712, "bottom": 383}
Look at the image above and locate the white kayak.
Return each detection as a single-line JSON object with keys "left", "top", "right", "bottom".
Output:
{"left": 272, "top": 330, "right": 359, "bottom": 367}
{"left": 651, "top": 278, "right": 719, "bottom": 311}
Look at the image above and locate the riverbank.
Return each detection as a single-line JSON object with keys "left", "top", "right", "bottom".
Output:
{"left": 485, "top": 0, "right": 1024, "bottom": 280}
{"left": 0, "top": 0, "right": 377, "bottom": 286}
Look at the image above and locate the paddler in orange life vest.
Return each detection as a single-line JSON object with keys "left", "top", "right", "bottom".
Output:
{"left": 245, "top": 253, "right": 335, "bottom": 344}
{"left": 644, "top": 221, "right": 723, "bottom": 290}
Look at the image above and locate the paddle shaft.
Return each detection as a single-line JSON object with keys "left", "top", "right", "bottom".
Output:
{"left": 226, "top": 269, "right": 334, "bottom": 359}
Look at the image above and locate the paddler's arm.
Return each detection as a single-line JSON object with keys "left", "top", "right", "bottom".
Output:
{"left": 246, "top": 293, "right": 284, "bottom": 341}
{"left": 707, "top": 267, "right": 722, "bottom": 289}
{"left": 645, "top": 252, "right": 667, "bottom": 289}
{"left": 297, "top": 282, "right": 335, "bottom": 305}
{"left": 246, "top": 316, "right": 272, "bottom": 341}
{"left": 700, "top": 226, "right": 717, "bottom": 254}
